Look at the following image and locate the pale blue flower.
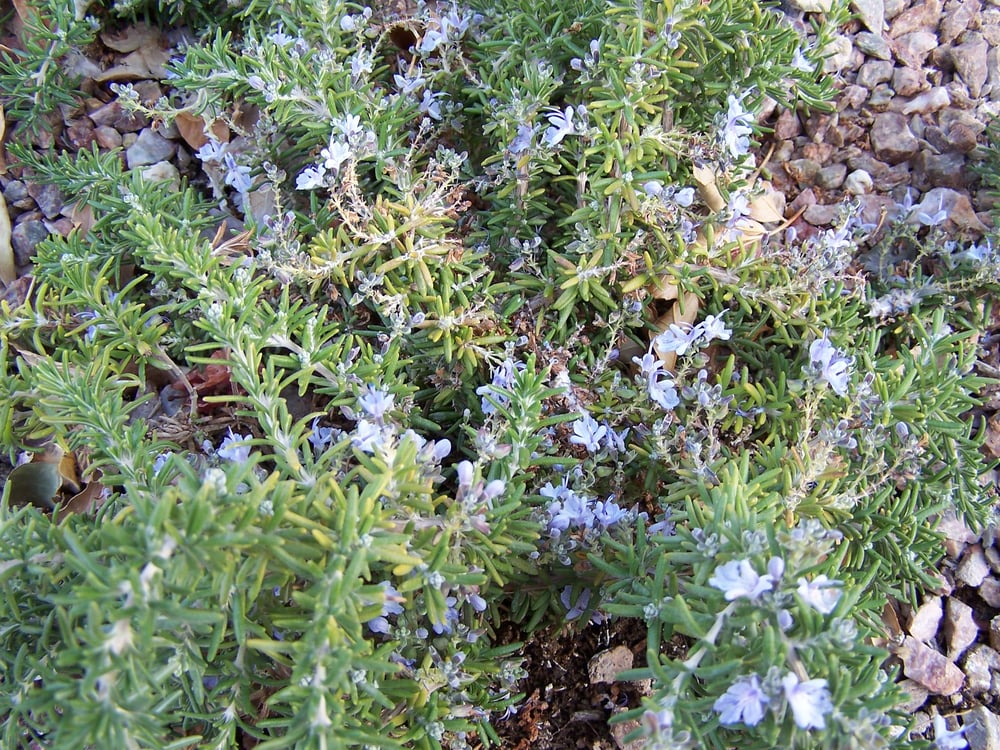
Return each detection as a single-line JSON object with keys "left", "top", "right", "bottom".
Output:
{"left": 713, "top": 674, "right": 769, "bottom": 726}
{"left": 358, "top": 385, "right": 394, "bottom": 421}
{"left": 217, "top": 428, "right": 252, "bottom": 463}
{"left": 782, "top": 672, "right": 833, "bottom": 730}
{"left": 508, "top": 124, "right": 536, "bottom": 154}
{"left": 720, "top": 92, "right": 755, "bottom": 159}
{"left": 808, "top": 333, "right": 852, "bottom": 396}
{"left": 709, "top": 559, "right": 774, "bottom": 601}
{"left": 352, "top": 419, "right": 383, "bottom": 453}
{"left": 917, "top": 194, "right": 948, "bottom": 226}
{"left": 648, "top": 372, "right": 680, "bottom": 410}
{"left": 654, "top": 323, "right": 699, "bottom": 356}
{"left": 700, "top": 312, "right": 732, "bottom": 344}
{"left": 543, "top": 106, "right": 585, "bottom": 146}
{"left": 560, "top": 586, "right": 591, "bottom": 620}
{"left": 308, "top": 418, "right": 334, "bottom": 451}
{"left": 569, "top": 413, "right": 607, "bottom": 452}
{"left": 796, "top": 575, "right": 842, "bottom": 615}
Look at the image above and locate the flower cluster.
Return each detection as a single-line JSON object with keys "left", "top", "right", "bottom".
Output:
{"left": 805, "top": 331, "right": 853, "bottom": 396}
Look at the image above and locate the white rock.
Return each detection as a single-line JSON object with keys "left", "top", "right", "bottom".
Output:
{"left": 787, "top": 0, "right": 834, "bottom": 9}
{"left": 845, "top": 169, "right": 874, "bottom": 195}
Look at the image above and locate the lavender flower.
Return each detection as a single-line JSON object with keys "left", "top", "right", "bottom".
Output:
{"left": 654, "top": 323, "right": 699, "bottom": 356}
{"left": 713, "top": 674, "right": 769, "bottom": 726}
{"left": 807, "top": 332, "right": 853, "bottom": 396}
{"left": 708, "top": 559, "right": 775, "bottom": 601}
{"left": 782, "top": 672, "right": 833, "bottom": 730}
{"left": 357, "top": 385, "right": 394, "bottom": 422}
{"left": 216, "top": 428, "right": 252, "bottom": 463}
{"left": 648, "top": 372, "right": 680, "bottom": 410}
{"left": 719, "top": 92, "right": 755, "bottom": 159}
{"left": 367, "top": 581, "right": 404, "bottom": 635}
{"left": 543, "top": 105, "right": 586, "bottom": 146}
{"left": 796, "top": 575, "right": 842, "bottom": 615}
{"left": 569, "top": 412, "right": 607, "bottom": 452}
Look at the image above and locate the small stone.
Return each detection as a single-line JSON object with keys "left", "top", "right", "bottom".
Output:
{"left": 964, "top": 705, "right": 1000, "bottom": 750}
{"left": 94, "top": 125, "right": 123, "bottom": 150}
{"left": 847, "top": 153, "right": 889, "bottom": 176}
{"left": 937, "top": 511, "right": 980, "bottom": 558}
{"left": 87, "top": 99, "right": 123, "bottom": 127}
{"left": 816, "top": 163, "right": 848, "bottom": 189}
{"left": 891, "top": 31, "right": 939, "bottom": 68}
{"left": 26, "top": 182, "right": 64, "bottom": 220}
{"left": 844, "top": 169, "right": 874, "bottom": 194}
{"left": 896, "top": 87, "right": 951, "bottom": 115}
{"left": 869, "top": 83, "right": 897, "bottom": 108}
{"left": 115, "top": 109, "right": 148, "bottom": 134}
{"left": 855, "top": 31, "right": 892, "bottom": 59}
{"left": 610, "top": 710, "right": 645, "bottom": 750}
{"left": 896, "top": 679, "right": 930, "bottom": 712}
{"left": 3, "top": 180, "right": 29, "bottom": 203}
{"left": 788, "top": 187, "right": 818, "bottom": 214}
{"left": 985, "top": 545, "right": 1000, "bottom": 574}
{"left": 913, "top": 151, "right": 968, "bottom": 191}
{"left": 943, "top": 597, "right": 979, "bottom": 660}
{"left": 981, "top": 577, "right": 1000, "bottom": 608}
{"left": 940, "top": 0, "right": 982, "bottom": 45}
{"left": 871, "top": 112, "right": 919, "bottom": 163}
{"left": 951, "top": 33, "right": 989, "bottom": 98}
{"left": 132, "top": 81, "right": 163, "bottom": 106}
{"left": 852, "top": 0, "right": 886, "bottom": 33}
{"left": 588, "top": 645, "right": 633, "bottom": 685}
{"left": 126, "top": 127, "right": 176, "bottom": 169}
{"left": 908, "top": 596, "right": 943, "bottom": 642}
{"left": 11, "top": 220, "right": 49, "bottom": 266}
{"left": 858, "top": 60, "right": 894, "bottom": 89}
{"left": 141, "top": 161, "right": 181, "bottom": 191}
{"left": 898, "top": 636, "right": 965, "bottom": 695}
{"left": 800, "top": 142, "right": 835, "bottom": 164}
{"left": 802, "top": 203, "right": 840, "bottom": 226}
{"left": 990, "top": 615, "right": 1000, "bottom": 651}
{"left": 838, "top": 85, "right": 869, "bottom": 111}
{"left": 889, "top": 0, "right": 942, "bottom": 37}
{"left": 873, "top": 163, "right": 911, "bottom": 191}
{"left": 962, "top": 644, "right": 1000, "bottom": 694}
{"left": 913, "top": 187, "right": 989, "bottom": 233}
{"left": 774, "top": 108, "right": 802, "bottom": 140}
{"left": 945, "top": 122, "right": 979, "bottom": 152}
{"left": 822, "top": 35, "right": 854, "bottom": 74}
{"left": 64, "top": 119, "right": 96, "bottom": 150}
{"left": 784, "top": 158, "right": 820, "bottom": 185}
{"left": 956, "top": 543, "right": 990, "bottom": 587}
{"left": 884, "top": 0, "right": 906, "bottom": 16}
{"left": 892, "top": 67, "right": 928, "bottom": 97}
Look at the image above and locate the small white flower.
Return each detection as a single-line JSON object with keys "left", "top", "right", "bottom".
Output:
{"left": 352, "top": 419, "right": 384, "bottom": 453}
{"left": 700, "top": 312, "right": 732, "bottom": 344}
{"left": 782, "top": 672, "right": 833, "bottom": 730}
{"left": 321, "top": 139, "right": 352, "bottom": 173}
{"left": 713, "top": 674, "right": 769, "bottom": 726}
{"left": 709, "top": 559, "right": 774, "bottom": 601}
{"left": 296, "top": 165, "right": 326, "bottom": 191}
{"left": 569, "top": 412, "right": 607, "bottom": 453}
{"left": 796, "top": 575, "right": 842, "bottom": 615}
{"left": 932, "top": 714, "right": 968, "bottom": 750}
{"left": 105, "top": 619, "right": 134, "bottom": 655}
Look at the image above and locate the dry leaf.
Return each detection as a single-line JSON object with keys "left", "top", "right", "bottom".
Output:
{"left": 56, "top": 470, "right": 107, "bottom": 522}
{"left": 748, "top": 184, "right": 786, "bottom": 223}
{"left": 0, "top": 192, "right": 14, "bottom": 285}
{"left": 96, "top": 46, "right": 172, "bottom": 83}
{"left": 100, "top": 23, "right": 159, "bottom": 53}
{"left": 174, "top": 112, "right": 230, "bottom": 151}
{"left": 692, "top": 163, "right": 725, "bottom": 212}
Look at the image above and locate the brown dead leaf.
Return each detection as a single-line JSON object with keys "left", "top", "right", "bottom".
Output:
{"left": 55, "top": 470, "right": 107, "bottom": 522}
{"left": 174, "top": 112, "right": 230, "bottom": 151}
{"left": 96, "top": 45, "right": 172, "bottom": 83}
{"left": 0, "top": 192, "right": 13, "bottom": 285}
{"left": 100, "top": 22, "right": 159, "bottom": 53}
{"left": 69, "top": 202, "right": 95, "bottom": 235}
